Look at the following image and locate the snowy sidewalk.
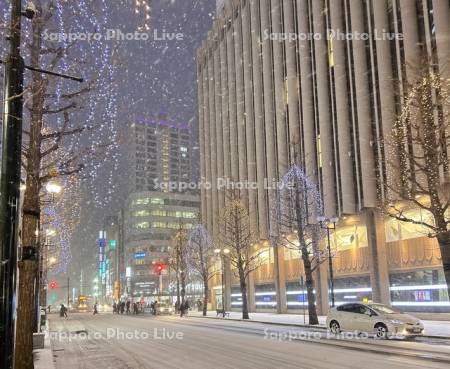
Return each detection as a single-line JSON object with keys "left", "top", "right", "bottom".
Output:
{"left": 188, "top": 310, "right": 450, "bottom": 338}
{"left": 34, "top": 324, "right": 55, "bottom": 369}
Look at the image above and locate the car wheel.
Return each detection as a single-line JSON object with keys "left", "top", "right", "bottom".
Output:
{"left": 375, "top": 323, "right": 388, "bottom": 339}
{"left": 330, "top": 320, "right": 341, "bottom": 335}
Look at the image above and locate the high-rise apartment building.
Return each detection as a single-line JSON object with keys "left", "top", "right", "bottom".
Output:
{"left": 128, "top": 114, "right": 192, "bottom": 192}
{"left": 198, "top": 0, "right": 450, "bottom": 314}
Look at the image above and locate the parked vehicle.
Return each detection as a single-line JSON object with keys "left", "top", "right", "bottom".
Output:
{"left": 326, "top": 302, "right": 424, "bottom": 339}
{"left": 157, "top": 303, "right": 174, "bottom": 315}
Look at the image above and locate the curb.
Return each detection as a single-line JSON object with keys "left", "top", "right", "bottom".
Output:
{"left": 190, "top": 315, "right": 450, "bottom": 339}
{"left": 191, "top": 315, "right": 327, "bottom": 330}
{"left": 33, "top": 322, "right": 56, "bottom": 369}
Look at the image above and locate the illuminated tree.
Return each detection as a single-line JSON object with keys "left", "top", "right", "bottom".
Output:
{"left": 219, "top": 189, "right": 264, "bottom": 320}
{"left": 186, "top": 224, "right": 216, "bottom": 316}
{"left": 270, "top": 165, "right": 325, "bottom": 325}
{"left": 170, "top": 224, "right": 188, "bottom": 311}
{"left": 8, "top": 2, "right": 118, "bottom": 367}
{"left": 383, "top": 64, "right": 450, "bottom": 299}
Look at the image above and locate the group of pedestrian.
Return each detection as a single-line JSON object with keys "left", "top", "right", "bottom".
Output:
{"left": 179, "top": 300, "right": 190, "bottom": 317}
{"left": 112, "top": 300, "right": 142, "bottom": 315}
{"left": 150, "top": 300, "right": 159, "bottom": 315}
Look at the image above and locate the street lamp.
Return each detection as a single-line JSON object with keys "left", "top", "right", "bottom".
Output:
{"left": 214, "top": 248, "right": 230, "bottom": 316}
{"left": 317, "top": 216, "right": 339, "bottom": 307}
{"left": 45, "top": 181, "right": 62, "bottom": 195}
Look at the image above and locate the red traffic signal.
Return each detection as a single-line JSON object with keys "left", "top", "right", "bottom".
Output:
{"left": 154, "top": 263, "right": 164, "bottom": 274}
{"left": 49, "top": 281, "right": 57, "bottom": 289}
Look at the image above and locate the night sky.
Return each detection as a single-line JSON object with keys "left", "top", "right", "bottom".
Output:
{"left": 68, "top": 0, "right": 216, "bottom": 282}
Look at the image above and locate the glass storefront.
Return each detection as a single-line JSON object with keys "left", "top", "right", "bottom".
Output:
{"left": 333, "top": 276, "right": 372, "bottom": 305}
{"left": 286, "top": 281, "right": 308, "bottom": 310}
{"left": 231, "top": 286, "right": 242, "bottom": 308}
{"left": 389, "top": 270, "right": 450, "bottom": 312}
{"left": 255, "top": 284, "right": 277, "bottom": 309}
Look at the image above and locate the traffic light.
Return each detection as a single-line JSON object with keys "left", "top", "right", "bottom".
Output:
{"left": 49, "top": 281, "right": 57, "bottom": 289}
{"left": 154, "top": 263, "right": 164, "bottom": 274}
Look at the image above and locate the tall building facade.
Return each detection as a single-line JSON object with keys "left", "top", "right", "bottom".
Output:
{"left": 128, "top": 115, "right": 193, "bottom": 192}
{"left": 198, "top": 0, "right": 450, "bottom": 313}
{"left": 97, "top": 216, "right": 123, "bottom": 303}
{"left": 121, "top": 113, "right": 200, "bottom": 302}
{"left": 123, "top": 191, "right": 199, "bottom": 300}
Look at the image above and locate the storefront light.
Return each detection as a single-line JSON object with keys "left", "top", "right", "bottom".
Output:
{"left": 389, "top": 284, "right": 447, "bottom": 291}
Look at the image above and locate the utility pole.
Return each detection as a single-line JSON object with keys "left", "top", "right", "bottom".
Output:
{"left": 0, "top": 1, "right": 25, "bottom": 368}
{"left": 67, "top": 277, "right": 70, "bottom": 308}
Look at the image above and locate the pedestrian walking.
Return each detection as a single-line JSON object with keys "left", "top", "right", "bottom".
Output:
{"left": 120, "top": 301, "right": 125, "bottom": 314}
{"left": 180, "top": 301, "right": 187, "bottom": 317}
{"left": 93, "top": 302, "right": 99, "bottom": 315}
{"left": 113, "top": 302, "right": 117, "bottom": 314}
{"left": 126, "top": 300, "right": 131, "bottom": 315}
{"left": 60, "top": 304, "right": 68, "bottom": 318}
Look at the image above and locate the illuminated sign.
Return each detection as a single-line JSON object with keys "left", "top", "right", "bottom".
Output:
{"left": 126, "top": 267, "right": 132, "bottom": 277}
{"left": 109, "top": 239, "right": 117, "bottom": 250}
{"left": 134, "top": 251, "right": 146, "bottom": 259}
{"left": 415, "top": 290, "right": 431, "bottom": 302}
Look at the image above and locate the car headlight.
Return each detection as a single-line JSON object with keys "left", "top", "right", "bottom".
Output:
{"left": 168, "top": 308, "right": 173, "bottom": 312}
{"left": 389, "top": 319, "right": 403, "bottom": 325}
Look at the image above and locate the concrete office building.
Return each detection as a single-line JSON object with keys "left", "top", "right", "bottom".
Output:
{"left": 123, "top": 191, "right": 199, "bottom": 299}
{"left": 122, "top": 113, "right": 200, "bottom": 300}
{"left": 198, "top": 0, "right": 450, "bottom": 314}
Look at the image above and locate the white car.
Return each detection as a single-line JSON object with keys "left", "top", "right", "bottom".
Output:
{"left": 326, "top": 302, "right": 424, "bottom": 339}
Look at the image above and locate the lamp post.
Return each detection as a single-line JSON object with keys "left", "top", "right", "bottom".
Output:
{"left": 35, "top": 183, "right": 62, "bottom": 331}
{"left": 317, "top": 216, "right": 339, "bottom": 307}
{"left": 0, "top": 1, "right": 26, "bottom": 366}
{"left": 214, "top": 248, "right": 230, "bottom": 316}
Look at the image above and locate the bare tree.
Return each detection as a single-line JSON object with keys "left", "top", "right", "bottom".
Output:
{"left": 14, "top": 3, "right": 112, "bottom": 367}
{"left": 382, "top": 63, "right": 450, "bottom": 299}
{"left": 219, "top": 189, "right": 264, "bottom": 320}
{"left": 170, "top": 224, "right": 189, "bottom": 313}
{"left": 270, "top": 165, "right": 325, "bottom": 325}
{"left": 186, "top": 224, "right": 216, "bottom": 316}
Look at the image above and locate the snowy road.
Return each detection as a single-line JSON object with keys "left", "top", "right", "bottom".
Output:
{"left": 49, "top": 313, "right": 450, "bottom": 369}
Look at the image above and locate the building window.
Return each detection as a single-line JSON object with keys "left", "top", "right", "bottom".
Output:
{"left": 385, "top": 209, "right": 434, "bottom": 242}
{"left": 133, "top": 210, "right": 151, "bottom": 217}
{"left": 389, "top": 270, "right": 449, "bottom": 312}
{"left": 150, "top": 198, "right": 164, "bottom": 205}
{"left": 231, "top": 286, "right": 243, "bottom": 307}
{"left": 134, "top": 222, "right": 149, "bottom": 229}
{"left": 255, "top": 284, "right": 277, "bottom": 309}
{"left": 132, "top": 198, "right": 150, "bottom": 206}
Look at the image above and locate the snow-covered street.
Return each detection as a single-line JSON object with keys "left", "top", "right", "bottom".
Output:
{"left": 46, "top": 313, "right": 450, "bottom": 369}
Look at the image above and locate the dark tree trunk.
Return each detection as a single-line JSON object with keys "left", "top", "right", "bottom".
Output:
{"left": 176, "top": 273, "right": 180, "bottom": 308}
{"left": 203, "top": 276, "right": 208, "bottom": 316}
{"left": 15, "top": 211, "right": 39, "bottom": 369}
{"left": 239, "top": 268, "right": 249, "bottom": 319}
{"left": 302, "top": 247, "right": 319, "bottom": 325}
{"left": 15, "top": 15, "right": 43, "bottom": 368}
{"left": 180, "top": 270, "right": 186, "bottom": 305}
{"left": 437, "top": 231, "right": 450, "bottom": 301}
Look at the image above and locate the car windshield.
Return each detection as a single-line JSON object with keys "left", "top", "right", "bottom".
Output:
{"left": 369, "top": 304, "right": 400, "bottom": 314}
